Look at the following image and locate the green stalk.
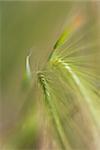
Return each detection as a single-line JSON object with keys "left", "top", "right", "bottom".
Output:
{"left": 37, "top": 72, "right": 71, "bottom": 150}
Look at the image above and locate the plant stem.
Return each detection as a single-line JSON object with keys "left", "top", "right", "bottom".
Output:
{"left": 37, "top": 72, "right": 71, "bottom": 150}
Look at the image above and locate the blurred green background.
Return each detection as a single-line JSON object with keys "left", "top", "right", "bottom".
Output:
{"left": 0, "top": 1, "right": 100, "bottom": 149}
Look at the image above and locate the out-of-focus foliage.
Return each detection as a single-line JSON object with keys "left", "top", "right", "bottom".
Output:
{"left": 0, "top": 1, "right": 100, "bottom": 150}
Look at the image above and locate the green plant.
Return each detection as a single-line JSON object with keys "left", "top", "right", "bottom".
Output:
{"left": 25, "top": 13, "right": 100, "bottom": 150}
{"left": 5, "top": 12, "right": 100, "bottom": 150}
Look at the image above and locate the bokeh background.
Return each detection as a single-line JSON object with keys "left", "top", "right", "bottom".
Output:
{"left": 0, "top": 1, "right": 100, "bottom": 149}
